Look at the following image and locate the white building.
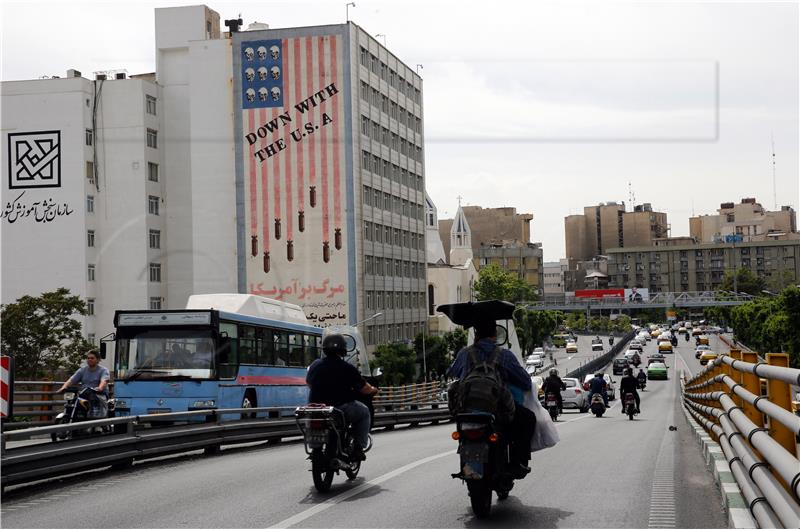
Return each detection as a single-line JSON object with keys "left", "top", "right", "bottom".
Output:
{"left": 542, "top": 259, "right": 568, "bottom": 296}
{"left": 2, "top": 5, "right": 427, "bottom": 358}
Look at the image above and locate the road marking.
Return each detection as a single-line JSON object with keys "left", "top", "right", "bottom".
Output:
{"left": 646, "top": 383, "right": 676, "bottom": 529}
{"left": 266, "top": 449, "right": 455, "bottom": 528}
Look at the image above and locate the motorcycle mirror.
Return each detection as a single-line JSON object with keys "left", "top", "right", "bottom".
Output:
{"left": 343, "top": 334, "right": 357, "bottom": 352}
{"left": 372, "top": 367, "right": 383, "bottom": 377}
{"left": 99, "top": 342, "right": 107, "bottom": 359}
{"left": 495, "top": 325, "right": 508, "bottom": 345}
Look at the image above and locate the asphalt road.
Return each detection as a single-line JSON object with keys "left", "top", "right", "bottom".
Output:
{"left": 2, "top": 332, "right": 729, "bottom": 529}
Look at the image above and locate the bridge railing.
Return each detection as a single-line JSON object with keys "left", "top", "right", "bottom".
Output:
{"left": 683, "top": 350, "right": 800, "bottom": 528}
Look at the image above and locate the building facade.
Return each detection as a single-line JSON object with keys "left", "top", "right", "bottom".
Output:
{"left": 542, "top": 259, "right": 568, "bottom": 296}
{"left": 438, "top": 205, "right": 532, "bottom": 258}
{"left": 477, "top": 242, "right": 544, "bottom": 297}
{"left": 2, "top": 5, "right": 427, "bottom": 356}
{"left": 565, "top": 201, "right": 668, "bottom": 261}
{"left": 607, "top": 240, "right": 800, "bottom": 293}
{"left": 690, "top": 198, "right": 798, "bottom": 243}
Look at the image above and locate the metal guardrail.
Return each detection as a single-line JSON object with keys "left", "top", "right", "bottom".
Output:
{"left": 4, "top": 381, "right": 62, "bottom": 429}
{"left": 683, "top": 349, "right": 800, "bottom": 529}
{"left": 0, "top": 401, "right": 451, "bottom": 489}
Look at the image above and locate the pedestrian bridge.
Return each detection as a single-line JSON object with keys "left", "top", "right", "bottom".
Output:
{"left": 528, "top": 290, "right": 756, "bottom": 312}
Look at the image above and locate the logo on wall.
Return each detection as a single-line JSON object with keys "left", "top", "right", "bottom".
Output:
{"left": 7, "top": 131, "right": 61, "bottom": 189}
{"left": 241, "top": 40, "right": 283, "bottom": 108}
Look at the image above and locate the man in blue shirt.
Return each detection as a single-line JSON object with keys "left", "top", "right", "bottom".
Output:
{"left": 448, "top": 318, "right": 535, "bottom": 478}
{"left": 58, "top": 350, "right": 110, "bottom": 417}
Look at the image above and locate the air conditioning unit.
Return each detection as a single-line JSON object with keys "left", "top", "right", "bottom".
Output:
{"left": 115, "top": 72, "right": 126, "bottom": 80}
{"left": 95, "top": 74, "right": 107, "bottom": 80}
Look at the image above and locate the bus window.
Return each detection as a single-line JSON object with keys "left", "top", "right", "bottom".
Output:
{"left": 303, "top": 334, "right": 318, "bottom": 365}
{"left": 288, "top": 333, "right": 304, "bottom": 366}
{"left": 239, "top": 325, "right": 257, "bottom": 364}
{"left": 218, "top": 322, "right": 238, "bottom": 378}
{"left": 258, "top": 328, "right": 275, "bottom": 365}
{"left": 274, "top": 331, "right": 289, "bottom": 366}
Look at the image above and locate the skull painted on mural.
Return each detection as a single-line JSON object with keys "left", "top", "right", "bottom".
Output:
{"left": 244, "top": 47, "right": 255, "bottom": 60}
{"left": 258, "top": 87, "right": 269, "bottom": 101}
{"left": 258, "top": 67, "right": 268, "bottom": 81}
{"left": 270, "top": 45, "right": 280, "bottom": 60}
{"left": 270, "top": 66, "right": 281, "bottom": 80}
{"left": 245, "top": 88, "right": 256, "bottom": 102}
{"left": 245, "top": 68, "right": 255, "bottom": 82}
{"left": 270, "top": 87, "right": 281, "bottom": 102}
{"left": 257, "top": 46, "right": 267, "bottom": 60}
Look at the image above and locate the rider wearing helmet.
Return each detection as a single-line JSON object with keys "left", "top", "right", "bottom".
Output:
{"left": 541, "top": 368, "right": 566, "bottom": 413}
{"left": 619, "top": 367, "right": 641, "bottom": 413}
{"left": 306, "top": 334, "right": 378, "bottom": 461}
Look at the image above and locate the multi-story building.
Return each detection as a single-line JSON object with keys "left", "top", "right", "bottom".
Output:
{"left": 565, "top": 201, "right": 668, "bottom": 261}
{"left": 438, "top": 205, "right": 532, "bottom": 258}
{"left": 2, "top": 5, "right": 427, "bottom": 355}
{"left": 607, "top": 240, "right": 800, "bottom": 293}
{"left": 690, "top": 198, "right": 798, "bottom": 243}
{"left": 542, "top": 259, "right": 568, "bottom": 296}
{"left": 477, "top": 242, "right": 544, "bottom": 297}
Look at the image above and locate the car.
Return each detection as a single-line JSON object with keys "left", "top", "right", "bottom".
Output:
{"left": 699, "top": 350, "right": 719, "bottom": 365}
{"left": 678, "top": 326, "right": 687, "bottom": 334}
{"left": 637, "top": 331, "right": 651, "bottom": 342}
{"left": 583, "top": 373, "right": 616, "bottom": 400}
{"left": 692, "top": 328, "right": 703, "bottom": 336}
{"left": 525, "top": 353, "right": 544, "bottom": 369}
{"left": 647, "top": 362, "right": 668, "bottom": 380}
{"left": 591, "top": 342, "right": 604, "bottom": 352}
{"left": 566, "top": 341, "right": 578, "bottom": 354}
{"left": 651, "top": 329, "right": 662, "bottom": 339}
{"left": 696, "top": 335, "right": 710, "bottom": 346}
{"left": 657, "top": 340, "right": 673, "bottom": 353}
{"left": 694, "top": 345, "right": 710, "bottom": 359}
{"left": 623, "top": 349, "right": 640, "bottom": 360}
{"left": 533, "top": 347, "right": 545, "bottom": 354}
{"left": 628, "top": 341, "right": 643, "bottom": 351}
{"left": 612, "top": 358, "right": 630, "bottom": 375}
{"left": 561, "top": 377, "right": 588, "bottom": 412}
{"left": 647, "top": 352, "right": 666, "bottom": 365}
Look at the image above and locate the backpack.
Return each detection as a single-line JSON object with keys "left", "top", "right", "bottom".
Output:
{"left": 447, "top": 345, "right": 515, "bottom": 423}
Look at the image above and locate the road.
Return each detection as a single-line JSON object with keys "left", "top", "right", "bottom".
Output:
{"left": 2, "top": 332, "right": 730, "bottom": 528}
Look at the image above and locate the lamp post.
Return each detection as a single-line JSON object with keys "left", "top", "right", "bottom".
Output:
{"left": 375, "top": 33, "right": 386, "bottom": 47}
{"left": 353, "top": 311, "right": 383, "bottom": 327}
{"left": 345, "top": 2, "right": 355, "bottom": 22}
{"left": 416, "top": 64, "right": 423, "bottom": 75}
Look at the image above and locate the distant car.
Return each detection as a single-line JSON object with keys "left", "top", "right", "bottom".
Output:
{"left": 533, "top": 347, "right": 545, "bottom": 354}
{"left": 647, "top": 353, "right": 666, "bottom": 365}
{"left": 525, "top": 353, "right": 544, "bottom": 370}
{"left": 678, "top": 326, "right": 687, "bottom": 334}
{"left": 699, "top": 350, "right": 719, "bottom": 365}
{"left": 612, "top": 358, "right": 630, "bottom": 375}
{"left": 696, "top": 335, "right": 710, "bottom": 346}
{"left": 647, "top": 362, "right": 668, "bottom": 380}
{"left": 591, "top": 342, "right": 604, "bottom": 352}
{"left": 566, "top": 341, "right": 578, "bottom": 354}
{"left": 695, "top": 345, "right": 710, "bottom": 359}
{"left": 692, "top": 328, "right": 703, "bottom": 336}
{"left": 651, "top": 329, "right": 662, "bottom": 339}
{"left": 583, "top": 373, "right": 616, "bottom": 400}
{"left": 561, "top": 377, "right": 588, "bottom": 413}
{"left": 658, "top": 340, "right": 673, "bottom": 353}
{"left": 623, "top": 349, "right": 640, "bottom": 360}
{"left": 637, "top": 332, "right": 651, "bottom": 342}
{"left": 628, "top": 341, "right": 643, "bottom": 351}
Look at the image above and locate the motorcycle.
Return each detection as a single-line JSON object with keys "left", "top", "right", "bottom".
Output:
{"left": 452, "top": 412, "right": 520, "bottom": 518}
{"left": 52, "top": 386, "right": 115, "bottom": 442}
{"left": 545, "top": 392, "right": 559, "bottom": 422}
{"left": 637, "top": 377, "right": 647, "bottom": 391}
{"left": 685, "top": 333, "right": 690, "bottom": 342}
{"left": 631, "top": 354, "right": 641, "bottom": 368}
{"left": 608, "top": 337, "right": 614, "bottom": 346}
{"left": 295, "top": 401, "right": 373, "bottom": 492}
{"left": 623, "top": 391, "right": 638, "bottom": 420}
{"left": 590, "top": 393, "right": 606, "bottom": 417}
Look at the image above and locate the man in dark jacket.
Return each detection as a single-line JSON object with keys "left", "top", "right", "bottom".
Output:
{"left": 619, "top": 368, "right": 641, "bottom": 413}
{"left": 541, "top": 368, "right": 566, "bottom": 413}
{"left": 587, "top": 372, "right": 608, "bottom": 408}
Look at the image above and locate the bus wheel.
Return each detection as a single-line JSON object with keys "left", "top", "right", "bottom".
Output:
{"left": 241, "top": 391, "right": 257, "bottom": 419}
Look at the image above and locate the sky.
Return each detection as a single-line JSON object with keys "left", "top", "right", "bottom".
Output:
{"left": 2, "top": 0, "right": 798, "bottom": 261}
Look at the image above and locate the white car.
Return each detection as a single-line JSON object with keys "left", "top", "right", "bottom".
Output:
{"left": 525, "top": 353, "right": 544, "bottom": 369}
{"left": 566, "top": 341, "right": 578, "bottom": 354}
{"left": 561, "top": 377, "right": 588, "bottom": 413}
{"left": 583, "top": 373, "right": 616, "bottom": 400}
{"left": 533, "top": 347, "right": 545, "bottom": 354}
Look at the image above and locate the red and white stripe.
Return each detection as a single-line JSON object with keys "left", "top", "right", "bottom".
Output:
{"left": 1, "top": 355, "right": 10, "bottom": 418}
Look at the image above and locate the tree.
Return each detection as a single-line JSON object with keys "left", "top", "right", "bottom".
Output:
{"left": 373, "top": 342, "right": 416, "bottom": 386}
{"left": 729, "top": 286, "right": 800, "bottom": 367}
{"left": 513, "top": 308, "right": 558, "bottom": 354}
{"left": 473, "top": 264, "right": 536, "bottom": 303}
{"left": 719, "top": 268, "right": 766, "bottom": 297}
{"left": 442, "top": 327, "right": 468, "bottom": 355}
{"left": 413, "top": 334, "right": 450, "bottom": 380}
{"left": 1, "top": 288, "right": 93, "bottom": 380}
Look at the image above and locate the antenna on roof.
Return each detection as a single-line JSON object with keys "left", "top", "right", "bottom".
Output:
{"left": 771, "top": 133, "right": 777, "bottom": 210}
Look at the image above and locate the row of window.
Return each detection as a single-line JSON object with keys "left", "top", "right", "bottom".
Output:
{"left": 362, "top": 185, "right": 424, "bottom": 220}
{"left": 360, "top": 116, "right": 422, "bottom": 161}
{"left": 363, "top": 221, "right": 423, "bottom": 251}
{"left": 359, "top": 86, "right": 421, "bottom": 133}
{"left": 365, "top": 321, "right": 424, "bottom": 346}
{"left": 358, "top": 47, "right": 421, "bottom": 105}
{"left": 219, "top": 322, "right": 322, "bottom": 372}
{"left": 364, "top": 255, "right": 425, "bottom": 278}
{"left": 361, "top": 150, "right": 423, "bottom": 191}
{"left": 365, "top": 290, "right": 425, "bottom": 311}
{"left": 623, "top": 246, "right": 789, "bottom": 262}
{"left": 85, "top": 262, "right": 161, "bottom": 282}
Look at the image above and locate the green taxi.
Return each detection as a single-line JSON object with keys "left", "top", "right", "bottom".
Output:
{"left": 647, "top": 361, "right": 668, "bottom": 380}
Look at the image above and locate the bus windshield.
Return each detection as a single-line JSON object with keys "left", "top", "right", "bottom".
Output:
{"left": 116, "top": 328, "right": 216, "bottom": 380}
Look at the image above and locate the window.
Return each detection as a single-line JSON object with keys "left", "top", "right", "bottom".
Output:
{"left": 87, "top": 264, "right": 95, "bottom": 281}
{"left": 146, "top": 95, "right": 157, "bottom": 115}
{"left": 148, "top": 162, "right": 159, "bottom": 182}
{"left": 146, "top": 128, "right": 158, "bottom": 148}
{"left": 149, "top": 297, "right": 162, "bottom": 310}
{"left": 149, "top": 229, "right": 161, "bottom": 249}
{"left": 86, "top": 161, "right": 95, "bottom": 184}
{"left": 85, "top": 128, "right": 93, "bottom": 146}
{"left": 87, "top": 298, "right": 95, "bottom": 316}
{"left": 149, "top": 262, "right": 161, "bottom": 282}
{"left": 148, "top": 195, "right": 160, "bottom": 215}
{"left": 86, "top": 195, "right": 94, "bottom": 213}
{"left": 87, "top": 230, "right": 95, "bottom": 247}
{"left": 87, "top": 333, "right": 96, "bottom": 345}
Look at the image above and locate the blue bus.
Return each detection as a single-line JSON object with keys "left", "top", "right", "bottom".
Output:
{"left": 111, "top": 294, "right": 325, "bottom": 418}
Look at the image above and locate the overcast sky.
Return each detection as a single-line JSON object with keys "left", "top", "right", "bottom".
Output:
{"left": 2, "top": 0, "right": 798, "bottom": 260}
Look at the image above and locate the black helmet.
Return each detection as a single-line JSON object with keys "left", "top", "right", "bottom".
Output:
{"left": 322, "top": 334, "right": 347, "bottom": 356}
{"left": 549, "top": 368, "right": 558, "bottom": 376}
{"left": 625, "top": 368, "right": 633, "bottom": 376}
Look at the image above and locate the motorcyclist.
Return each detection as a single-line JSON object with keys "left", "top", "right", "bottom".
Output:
{"left": 608, "top": 336, "right": 614, "bottom": 346}
{"left": 306, "top": 334, "right": 378, "bottom": 461}
{"left": 57, "top": 350, "right": 110, "bottom": 417}
{"left": 541, "top": 368, "right": 566, "bottom": 413}
{"left": 587, "top": 372, "right": 609, "bottom": 408}
{"left": 447, "top": 317, "right": 534, "bottom": 479}
{"left": 637, "top": 368, "right": 647, "bottom": 387}
{"left": 619, "top": 368, "right": 641, "bottom": 413}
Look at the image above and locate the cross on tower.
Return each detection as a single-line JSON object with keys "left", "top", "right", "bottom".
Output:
{"left": 456, "top": 195, "right": 463, "bottom": 207}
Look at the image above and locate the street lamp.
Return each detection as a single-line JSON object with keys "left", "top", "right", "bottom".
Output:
{"left": 416, "top": 64, "right": 423, "bottom": 75}
{"left": 353, "top": 312, "right": 383, "bottom": 327}
{"left": 345, "top": 2, "right": 355, "bottom": 21}
{"left": 375, "top": 33, "right": 386, "bottom": 47}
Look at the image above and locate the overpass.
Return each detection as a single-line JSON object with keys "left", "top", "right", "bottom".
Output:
{"left": 527, "top": 290, "right": 756, "bottom": 312}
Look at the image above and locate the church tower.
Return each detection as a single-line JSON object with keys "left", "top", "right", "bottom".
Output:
{"left": 450, "top": 199, "right": 473, "bottom": 267}
{"left": 425, "top": 194, "right": 447, "bottom": 264}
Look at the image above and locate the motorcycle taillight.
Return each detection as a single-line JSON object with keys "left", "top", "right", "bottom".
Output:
{"left": 462, "top": 428, "right": 486, "bottom": 441}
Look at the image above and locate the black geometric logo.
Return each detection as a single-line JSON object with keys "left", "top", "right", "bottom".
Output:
{"left": 7, "top": 131, "right": 61, "bottom": 189}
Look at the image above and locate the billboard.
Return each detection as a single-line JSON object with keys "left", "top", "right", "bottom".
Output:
{"left": 236, "top": 33, "right": 351, "bottom": 327}
{"left": 573, "top": 288, "right": 650, "bottom": 302}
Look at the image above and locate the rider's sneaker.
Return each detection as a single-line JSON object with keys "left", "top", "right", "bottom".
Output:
{"left": 351, "top": 446, "right": 366, "bottom": 462}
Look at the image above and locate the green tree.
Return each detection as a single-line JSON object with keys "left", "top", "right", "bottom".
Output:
{"left": 729, "top": 286, "right": 800, "bottom": 367}
{"left": 473, "top": 264, "right": 536, "bottom": 303}
{"left": 413, "top": 333, "right": 450, "bottom": 379}
{"left": 764, "top": 270, "right": 795, "bottom": 294}
{"left": 513, "top": 308, "right": 558, "bottom": 354}
{"left": 719, "top": 268, "right": 766, "bottom": 297}
{"left": 611, "top": 314, "right": 632, "bottom": 333}
{"left": 442, "top": 327, "right": 468, "bottom": 354}
{"left": 0, "top": 288, "right": 93, "bottom": 380}
{"left": 373, "top": 342, "right": 416, "bottom": 386}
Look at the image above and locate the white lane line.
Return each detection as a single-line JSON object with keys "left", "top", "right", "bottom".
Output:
{"left": 266, "top": 449, "right": 455, "bottom": 529}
